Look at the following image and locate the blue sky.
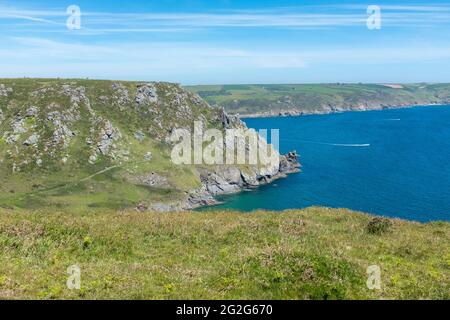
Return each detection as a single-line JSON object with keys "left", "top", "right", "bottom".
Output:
{"left": 1, "top": 0, "right": 450, "bottom": 84}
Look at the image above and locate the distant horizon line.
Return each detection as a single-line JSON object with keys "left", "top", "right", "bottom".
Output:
{"left": 1, "top": 77, "right": 449, "bottom": 86}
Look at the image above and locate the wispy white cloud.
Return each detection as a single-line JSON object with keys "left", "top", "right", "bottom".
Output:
{"left": 0, "top": 37, "right": 307, "bottom": 69}
{"left": 339, "top": 4, "right": 450, "bottom": 12}
{"left": 0, "top": 4, "right": 65, "bottom": 25}
{"left": 1, "top": 2, "right": 450, "bottom": 83}
{"left": 2, "top": 35, "right": 450, "bottom": 83}
{"left": 1, "top": 3, "right": 450, "bottom": 33}
{"left": 4, "top": 36, "right": 450, "bottom": 69}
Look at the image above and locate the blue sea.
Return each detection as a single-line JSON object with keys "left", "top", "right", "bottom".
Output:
{"left": 213, "top": 105, "right": 450, "bottom": 222}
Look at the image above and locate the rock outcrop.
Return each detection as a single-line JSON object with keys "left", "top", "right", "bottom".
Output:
{"left": 186, "top": 150, "right": 300, "bottom": 209}
{"left": 135, "top": 83, "right": 158, "bottom": 106}
{"left": 183, "top": 109, "right": 300, "bottom": 209}
{"left": 0, "top": 84, "right": 12, "bottom": 97}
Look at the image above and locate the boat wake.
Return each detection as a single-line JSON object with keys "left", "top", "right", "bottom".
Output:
{"left": 328, "top": 143, "right": 371, "bottom": 147}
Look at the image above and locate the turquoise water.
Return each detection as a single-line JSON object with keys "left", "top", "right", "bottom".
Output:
{"left": 213, "top": 105, "right": 450, "bottom": 222}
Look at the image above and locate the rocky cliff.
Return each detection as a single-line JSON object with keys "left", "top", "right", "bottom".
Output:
{"left": 0, "top": 79, "right": 299, "bottom": 211}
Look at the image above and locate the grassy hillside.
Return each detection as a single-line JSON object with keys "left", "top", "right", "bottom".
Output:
{"left": 0, "top": 78, "right": 213, "bottom": 211}
{"left": 0, "top": 207, "right": 448, "bottom": 299}
{"left": 186, "top": 83, "right": 450, "bottom": 116}
{"left": 1, "top": 78, "right": 294, "bottom": 212}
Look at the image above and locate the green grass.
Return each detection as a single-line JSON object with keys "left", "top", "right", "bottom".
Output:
{"left": 0, "top": 78, "right": 221, "bottom": 210}
{"left": 186, "top": 83, "right": 450, "bottom": 116}
{"left": 0, "top": 207, "right": 448, "bottom": 299}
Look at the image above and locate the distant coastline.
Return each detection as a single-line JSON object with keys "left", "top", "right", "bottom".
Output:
{"left": 238, "top": 102, "right": 449, "bottom": 119}
{"left": 186, "top": 83, "right": 450, "bottom": 119}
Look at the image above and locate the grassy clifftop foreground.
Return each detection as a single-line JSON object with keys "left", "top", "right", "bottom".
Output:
{"left": 0, "top": 207, "right": 448, "bottom": 300}
{"left": 187, "top": 83, "right": 450, "bottom": 117}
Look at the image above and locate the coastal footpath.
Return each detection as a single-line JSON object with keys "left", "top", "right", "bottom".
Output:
{"left": 186, "top": 83, "right": 450, "bottom": 117}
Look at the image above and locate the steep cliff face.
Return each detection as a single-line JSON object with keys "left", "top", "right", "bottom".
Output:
{"left": 187, "top": 109, "right": 300, "bottom": 209}
{"left": 0, "top": 79, "right": 299, "bottom": 211}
